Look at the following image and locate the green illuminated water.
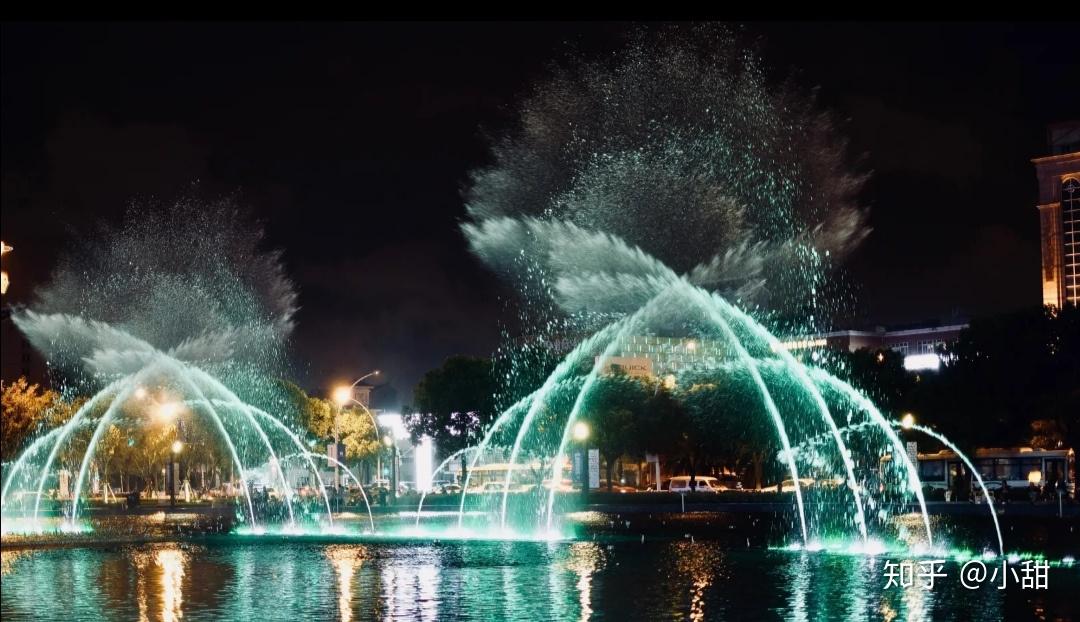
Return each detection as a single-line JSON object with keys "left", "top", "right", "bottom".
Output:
{"left": 2, "top": 534, "right": 1076, "bottom": 621}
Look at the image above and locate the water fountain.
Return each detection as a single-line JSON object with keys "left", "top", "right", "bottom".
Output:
{"left": 0, "top": 198, "right": 367, "bottom": 536}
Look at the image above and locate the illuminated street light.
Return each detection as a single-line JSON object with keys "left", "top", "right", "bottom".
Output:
{"left": 155, "top": 401, "right": 183, "bottom": 422}
{"left": 134, "top": 386, "right": 148, "bottom": 400}
{"left": 900, "top": 413, "right": 915, "bottom": 430}
{"left": 573, "top": 422, "right": 590, "bottom": 442}
{"left": 334, "top": 370, "right": 381, "bottom": 406}
{"left": 331, "top": 370, "right": 381, "bottom": 489}
{"left": 332, "top": 386, "right": 353, "bottom": 407}
{"left": 171, "top": 440, "right": 184, "bottom": 454}
{"left": 383, "top": 435, "right": 393, "bottom": 447}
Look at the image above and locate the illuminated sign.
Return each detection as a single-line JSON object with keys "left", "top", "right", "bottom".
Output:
{"left": 596, "top": 356, "right": 653, "bottom": 378}
{"left": 903, "top": 353, "right": 941, "bottom": 371}
{"left": 776, "top": 337, "right": 828, "bottom": 351}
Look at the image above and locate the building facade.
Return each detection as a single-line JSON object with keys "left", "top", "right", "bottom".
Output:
{"left": 595, "top": 322, "right": 968, "bottom": 379}
{"left": 1033, "top": 122, "right": 1080, "bottom": 308}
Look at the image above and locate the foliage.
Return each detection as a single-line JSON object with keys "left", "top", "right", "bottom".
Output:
{"left": 406, "top": 356, "right": 497, "bottom": 455}
{"left": 912, "top": 305, "right": 1080, "bottom": 457}
{"left": 1, "top": 377, "right": 83, "bottom": 461}
{"left": 578, "top": 372, "right": 648, "bottom": 490}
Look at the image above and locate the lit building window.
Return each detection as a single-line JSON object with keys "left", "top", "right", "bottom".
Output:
{"left": 1064, "top": 178, "right": 1080, "bottom": 305}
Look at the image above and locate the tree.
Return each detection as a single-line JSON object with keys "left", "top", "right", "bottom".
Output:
{"left": 1, "top": 377, "right": 83, "bottom": 462}
{"left": 675, "top": 367, "right": 779, "bottom": 489}
{"left": 636, "top": 383, "right": 693, "bottom": 488}
{"left": 820, "top": 347, "right": 914, "bottom": 416}
{"left": 336, "top": 408, "right": 381, "bottom": 462}
{"left": 579, "top": 373, "right": 647, "bottom": 491}
{"left": 913, "top": 306, "right": 1080, "bottom": 459}
{"left": 128, "top": 425, "right": 173, "bottom": 493}
{"left": 277, "top": 380, "right": 380, "bottom": 478}
{"left": 278, "top": 380, "right": 334, "bottom": 441}
{"left": 406, "top": 357, "right": 497, "bottom": 479}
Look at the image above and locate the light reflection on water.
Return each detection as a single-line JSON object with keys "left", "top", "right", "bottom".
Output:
{"left": 0, "top": 540, "right": 1076, "bottom": 621}
{"left": 327, "top": 545, "right": 365, "bottom": 622}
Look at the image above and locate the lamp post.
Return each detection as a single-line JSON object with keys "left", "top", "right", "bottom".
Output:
{"left": 169, "top": 440, "right": 183, "bottom": 507}
{"left": 332, "top": 370, "right": 381, "bottom": 485}
{"left": 573, "top": 422, "right": 591, "bottom": 505}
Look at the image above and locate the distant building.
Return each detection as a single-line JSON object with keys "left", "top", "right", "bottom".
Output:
{"left": 340, "top": 382, "right": 374, "bottom": 409}
{"left": 1033, "top": 121, "right": 1080, "bottom": 308}
{"left": 780, "top": 323, "right": 969, "bottom": 354}
{"left": 781, "top": 323, "right": 968, "bottom": 372}
{"left": 596, "top": 322, "right": 969, "bottom": 380}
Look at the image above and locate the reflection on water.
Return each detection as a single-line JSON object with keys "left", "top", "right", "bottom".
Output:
{"left": 1, "top": 549, "right": 32, "bottom": 576}
{"left": 672, "top": 541, "right": 724, "bottom": 621}
{"left": 564, "top": 543, "right": 604, "bottom": 621}
{"left": 157, "top": 549, "right": 186, "bottom": 622}
{"left": 0, "top": 540, "right": 1076, "bottom": 621}
{"left": 129, "top": 545, "right": 189, "bottom": 622}
{"left": 327, "top": 546, "right": 366, "bottom": 622}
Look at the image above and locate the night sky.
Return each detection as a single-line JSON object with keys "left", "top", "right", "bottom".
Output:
{"left": 2, "top": 22, "right": 1077, "bottom": 406}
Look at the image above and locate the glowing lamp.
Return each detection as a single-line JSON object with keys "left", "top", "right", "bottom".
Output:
{"left": 156, "top": 401, "right": 182, "bottom": 422}
{"left": 332, "top": 386, "right": 352, "bottom": 406}
{"left": 900, "top": 413, "right": 915, "bottom": 430}
{"left": 572, "top": 422, "right": 590, "bottom": 442}
{"left": 171, "top": 440, "right": 183, "bottom": 454}
{"left": 1028, "top": 471, "right": 1042, "bottom": 485}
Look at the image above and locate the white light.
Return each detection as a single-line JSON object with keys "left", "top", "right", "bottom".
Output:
{"left": 155, "top": 401, "right": 183, "bottom": 421}
{"left": 903, "top": 353, "right": 941, "bottom": 371}
{"left": 332, "top": 386, "right": 352, "bottom": 406}
{"left": 377, "top": 413, "right": 408, "bottom": 440}
{"left": 415, "top": 435, "right": 434, "bottom": 492}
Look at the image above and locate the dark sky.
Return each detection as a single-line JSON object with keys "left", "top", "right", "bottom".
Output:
{"left": 2, "top": 22, "right": 1077, "bottom": 406}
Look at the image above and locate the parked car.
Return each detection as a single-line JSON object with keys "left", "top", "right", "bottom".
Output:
{"left": 714, "top": 475, "right": 744, "bottom": 491}
{"left": 431, "top": 479, "right": 457, "bottom": 494}
{"left": 765, "top": 478, "right": 815, "bottom": 492}
{"left": 478, "top": 482, "right": 508, "bottom": 493}
{"left": 667, "top": 476, "right": 723, "bottom": 493}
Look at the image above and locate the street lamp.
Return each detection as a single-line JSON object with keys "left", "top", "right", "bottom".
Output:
{"left": 155, "top": 400, "right": 183, "bottom": 423}
{"left": 331, "top": 370, "right": 382, "bottom": 486}
{"left": 332, "top": 370, "right": 381, "bottom": 407}
{"left": 169, "top": 440, "right": 183, "bottom": 507}
{"left": 573, "top": 422, "right": 591, "bottom": 504}
{"left": 573, "top": 422, "right": 590, "bottom": 442}
{"left": 900, "top": 413, "right": 915, "bottom": 430}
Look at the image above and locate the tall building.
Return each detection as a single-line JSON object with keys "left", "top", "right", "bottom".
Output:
{"left": 1033, "top": 122, "right": 1080, "bottom": 308}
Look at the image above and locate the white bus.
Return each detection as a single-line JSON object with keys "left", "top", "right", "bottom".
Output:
{"left": 916, "top": 447, "right": 1074, "bottom": 494}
